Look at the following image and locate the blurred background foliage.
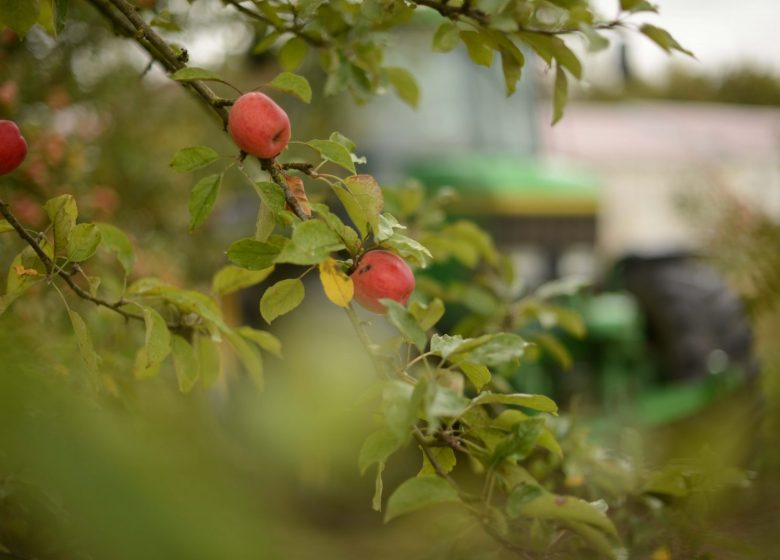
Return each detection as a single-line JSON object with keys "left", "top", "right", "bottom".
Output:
{"left": 585, "top": 63, "right": 780, "bottom": 106}
{"left": 1, "top": 0, "right": 779, "bottom": 559}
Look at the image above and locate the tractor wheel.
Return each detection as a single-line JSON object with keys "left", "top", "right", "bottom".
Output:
{"left": 620, "top": 254, "right": 754, "bottom": 382}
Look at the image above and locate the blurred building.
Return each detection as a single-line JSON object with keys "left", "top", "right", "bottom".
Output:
{"left": 541, "top": 101, "right": 780, "bottom": 259}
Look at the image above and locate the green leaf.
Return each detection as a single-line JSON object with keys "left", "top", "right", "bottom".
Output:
{"left": 536, "top": 276, "right": 589, "bottom": 299}
{"left": 621, "top": 0, "right": 658, "bottom": 13}
{"left": 171, "top": 67, "right": 230, "bottom": 84}
{"left": 385, "top": 476, "right": 460, "bottom": 522}
{"left": 328, "top": 131, "right": 356, "bottom": 153}
{"left": 500, "top": 46, "right": 523, "bottom": 95}
{"left": 0, "top": 219, "right": 13, "bottom": 234}
{"left": 253, "top": 30, "right": 280, "bottom": 54}
{"left": 44, "top": 194, "right": 77, "bottom": 256}
{"left": 0, "top": 0, "right": 41, "bottom": 36}
{"left": 225, "top": 330, "right": 264, "bottom": 388}
{"left": 419, "top": 447, "right": 456, "bottom": 476}
{"left": 134, "top": 307, "right": 172, "bottom": 379}
{"left": 383, "top": 300, "right": 426, "bottom": 351}
{"left": 260, "top": 278, "right": 304, "bottom": 324}
{"left": 459, "top": 362, "right": 491, "bottom": 391}
{"left": 385, "top": 67, "right": 419, "bottom": 109}
{"left": 311, "top": 203, "right": 361, "bottom": 254}
{"left": 359, "top": 429, "right": 402, "bottom": 475}
{"left": 534, "top": 333, "right": 572, "bottom": 370}
{"left": 383, "top": 380, "right": 418, "bottom": 441}
{"left": 430, "top": 334, "right": 466, "bottom": 360}
{"left": 0, "top": 252, "right": 42, "bottom": 316}
{"left": 563, "top": 521, "right": 621, "bottom": 559}
{"left": 170, "top": 146, "right": 219, "bottom": 172}
{"left": 582, "top": 27, "right": 610, "bottom": 52}
{"left": 552, "top": 39, "right": 582, "bottom": 79}
{"left": 537, "top": 304, "right": 586, "bottom": 338}
{"left": 306, "top": 139, "right": 356, "bottom": 173}
{"left": 276, "top": 220, "right": 345, "bottom": 265}
{"left": 517, "top": 32, "right": 554, "bottom": 65}
{"left": 255, "top": 181, "right": 287, "bottom": 219}
{"left": 432, "top": 20, "right": 459, "bottom": 53}
{"left": 446, "top": 333, "right": 528, "bottom": 367}
{"left": 331, "top": 186, "right": 366, "bottom": 239}
{"left": 188, "top": 173, "right": 222, "bottom": 232}
{"left": 343, "top": 174, "right": 383, "bottom": 236}
{"left": 237, "top": 326, "right": 283, "bottom": 358}
{"left": 279, "top": 37, "right": 308, "bottom": 71}
{"left": 489, "top": 417, "right": 546, "bottom": 465}
{"left": 5, "top": 248, "right": 44, "bottom": 300}
{"left": 53, "top": 0, "right": 68, "bottom": 35}
{"left": 506, "top": 489, "right": 617, "bottom": 536}
{"left": 195, "top": 335, "right": 222, "bottom": 388}
{"left": 459, "top": 30, "right": 494, "bottom": 67}
{"left": 552, "top": 64, "right": 568, "bottom": 125}
{"left": 96, "top": 223, "right": 134, "bottom": 276}
{"left": 67, "top": 308, "right": 100, "bottom": 388}
{"left": 67, "top": 223, "right": 101, "bottom": 262}
{"left": 128, "top": 281, "right": 229, "bottom": 332}
{"left": 381, "top": 233, "right": 431, "bottom": 268}
{"left": 268, "top": 72, "right": 312, "bottom": 103}
{"left": 427, "top": 386, "right": 470, "bottom": 421}
{"left": 171, "top": 335, "right": 199, "bottom": 394}
{"left": 212, "top": 265, "right": 274, "bottom": 296}
{"left": 376, "top": 212, "right": 406, "bottom": 243}
{"left": 640, "top": 24, "right": 694, "bottom": 57}
{"left": 409, "top": 298, "right": 444, "bottom": 330}
{"left": 505, "top": 483, "right": 544, "bottom": 510}
{"left": 537, "top": 428, "right": 563, "bottom": 459}
{"left": 473, "top": 392, "right": 558, "bottom": 414}
{"left": 227, "top": 238, "right": 282, "bottom": 270}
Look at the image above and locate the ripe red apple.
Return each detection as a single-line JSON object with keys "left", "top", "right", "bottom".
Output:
{"left": 350, "top": 250, "right": 415, "bottom": 314}
{"left": 0, "top": 120, "right": 27, "bottom": 176}
{"left": 228, "top": 92, "right": 291, "bottom": 159}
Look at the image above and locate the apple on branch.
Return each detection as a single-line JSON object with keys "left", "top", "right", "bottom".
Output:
{"left": 228, "top": 92, "right": 291, "bottom": 159}
{"left": 0, "top": 120, "right": 27, "bottom": 176}
{"left": 350, "top": 250, "right": 415, "bottom": 314}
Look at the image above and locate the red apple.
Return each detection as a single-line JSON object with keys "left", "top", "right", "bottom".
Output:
{"left": 350, "top": 250, "right": 415, "bottom": 314}
{"left": 0, "top": 120, "right": 27, "bottom": 176}
{"left": 228, "top": 92, "right": 291, "bottom": 159}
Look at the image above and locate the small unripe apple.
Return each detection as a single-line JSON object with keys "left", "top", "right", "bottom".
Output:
{"left": 228, "top": 92, "right": 291, "bottom": 159}
{"left": 350, "top": 250, "right": 415, "bottom": 314}
{"left": 0, "top": 120, "right": 27, "bottom": 176}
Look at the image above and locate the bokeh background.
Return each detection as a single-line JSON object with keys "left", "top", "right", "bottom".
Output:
{"left": 1, "top": 1, "right": 779, "bottom": 558}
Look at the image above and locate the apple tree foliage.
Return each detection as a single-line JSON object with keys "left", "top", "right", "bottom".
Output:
{"left": 0, "top": 1, "right": 724, "bottom": 559}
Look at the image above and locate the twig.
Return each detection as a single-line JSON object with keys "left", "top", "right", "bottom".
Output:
{"left": 259, "top": 158, "right": 310, "bottom": 220}
{"left": 411, "top": 0, "right": 623, "bottom": 36}
{"left": 222, "top": 0, "right": 328, "bottom": 47}
{"left": 413, "top": 425, "right": 459, "bottom": 486}
{"left": 86, "top": 0, "right": 310, "bottom": 221}
{"left": 0, "top": 199, "right": 152, "bottom": 325}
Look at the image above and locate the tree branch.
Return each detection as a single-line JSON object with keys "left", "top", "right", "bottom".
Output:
{"left": 0, "top": 199, "right": 154, "bottom": 326}
{"left": 222, "top": 0, "right": 328, "bottom": 47}
{"left": 411, "top": 0, "right": 624, "bottom": 36}
{"left": 86, "top": 0, "right": 310, "bottom": 221}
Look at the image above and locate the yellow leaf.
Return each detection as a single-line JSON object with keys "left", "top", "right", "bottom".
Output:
{"left": 319, "top": 257, "right": 353, "bottom": 307}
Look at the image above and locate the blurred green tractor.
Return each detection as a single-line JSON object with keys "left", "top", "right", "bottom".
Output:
{"left": 340, "top": 18, "right": 754, "bottom": 427}
{"left": 406, "top": 154, "right": 753, "bottom": 428}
